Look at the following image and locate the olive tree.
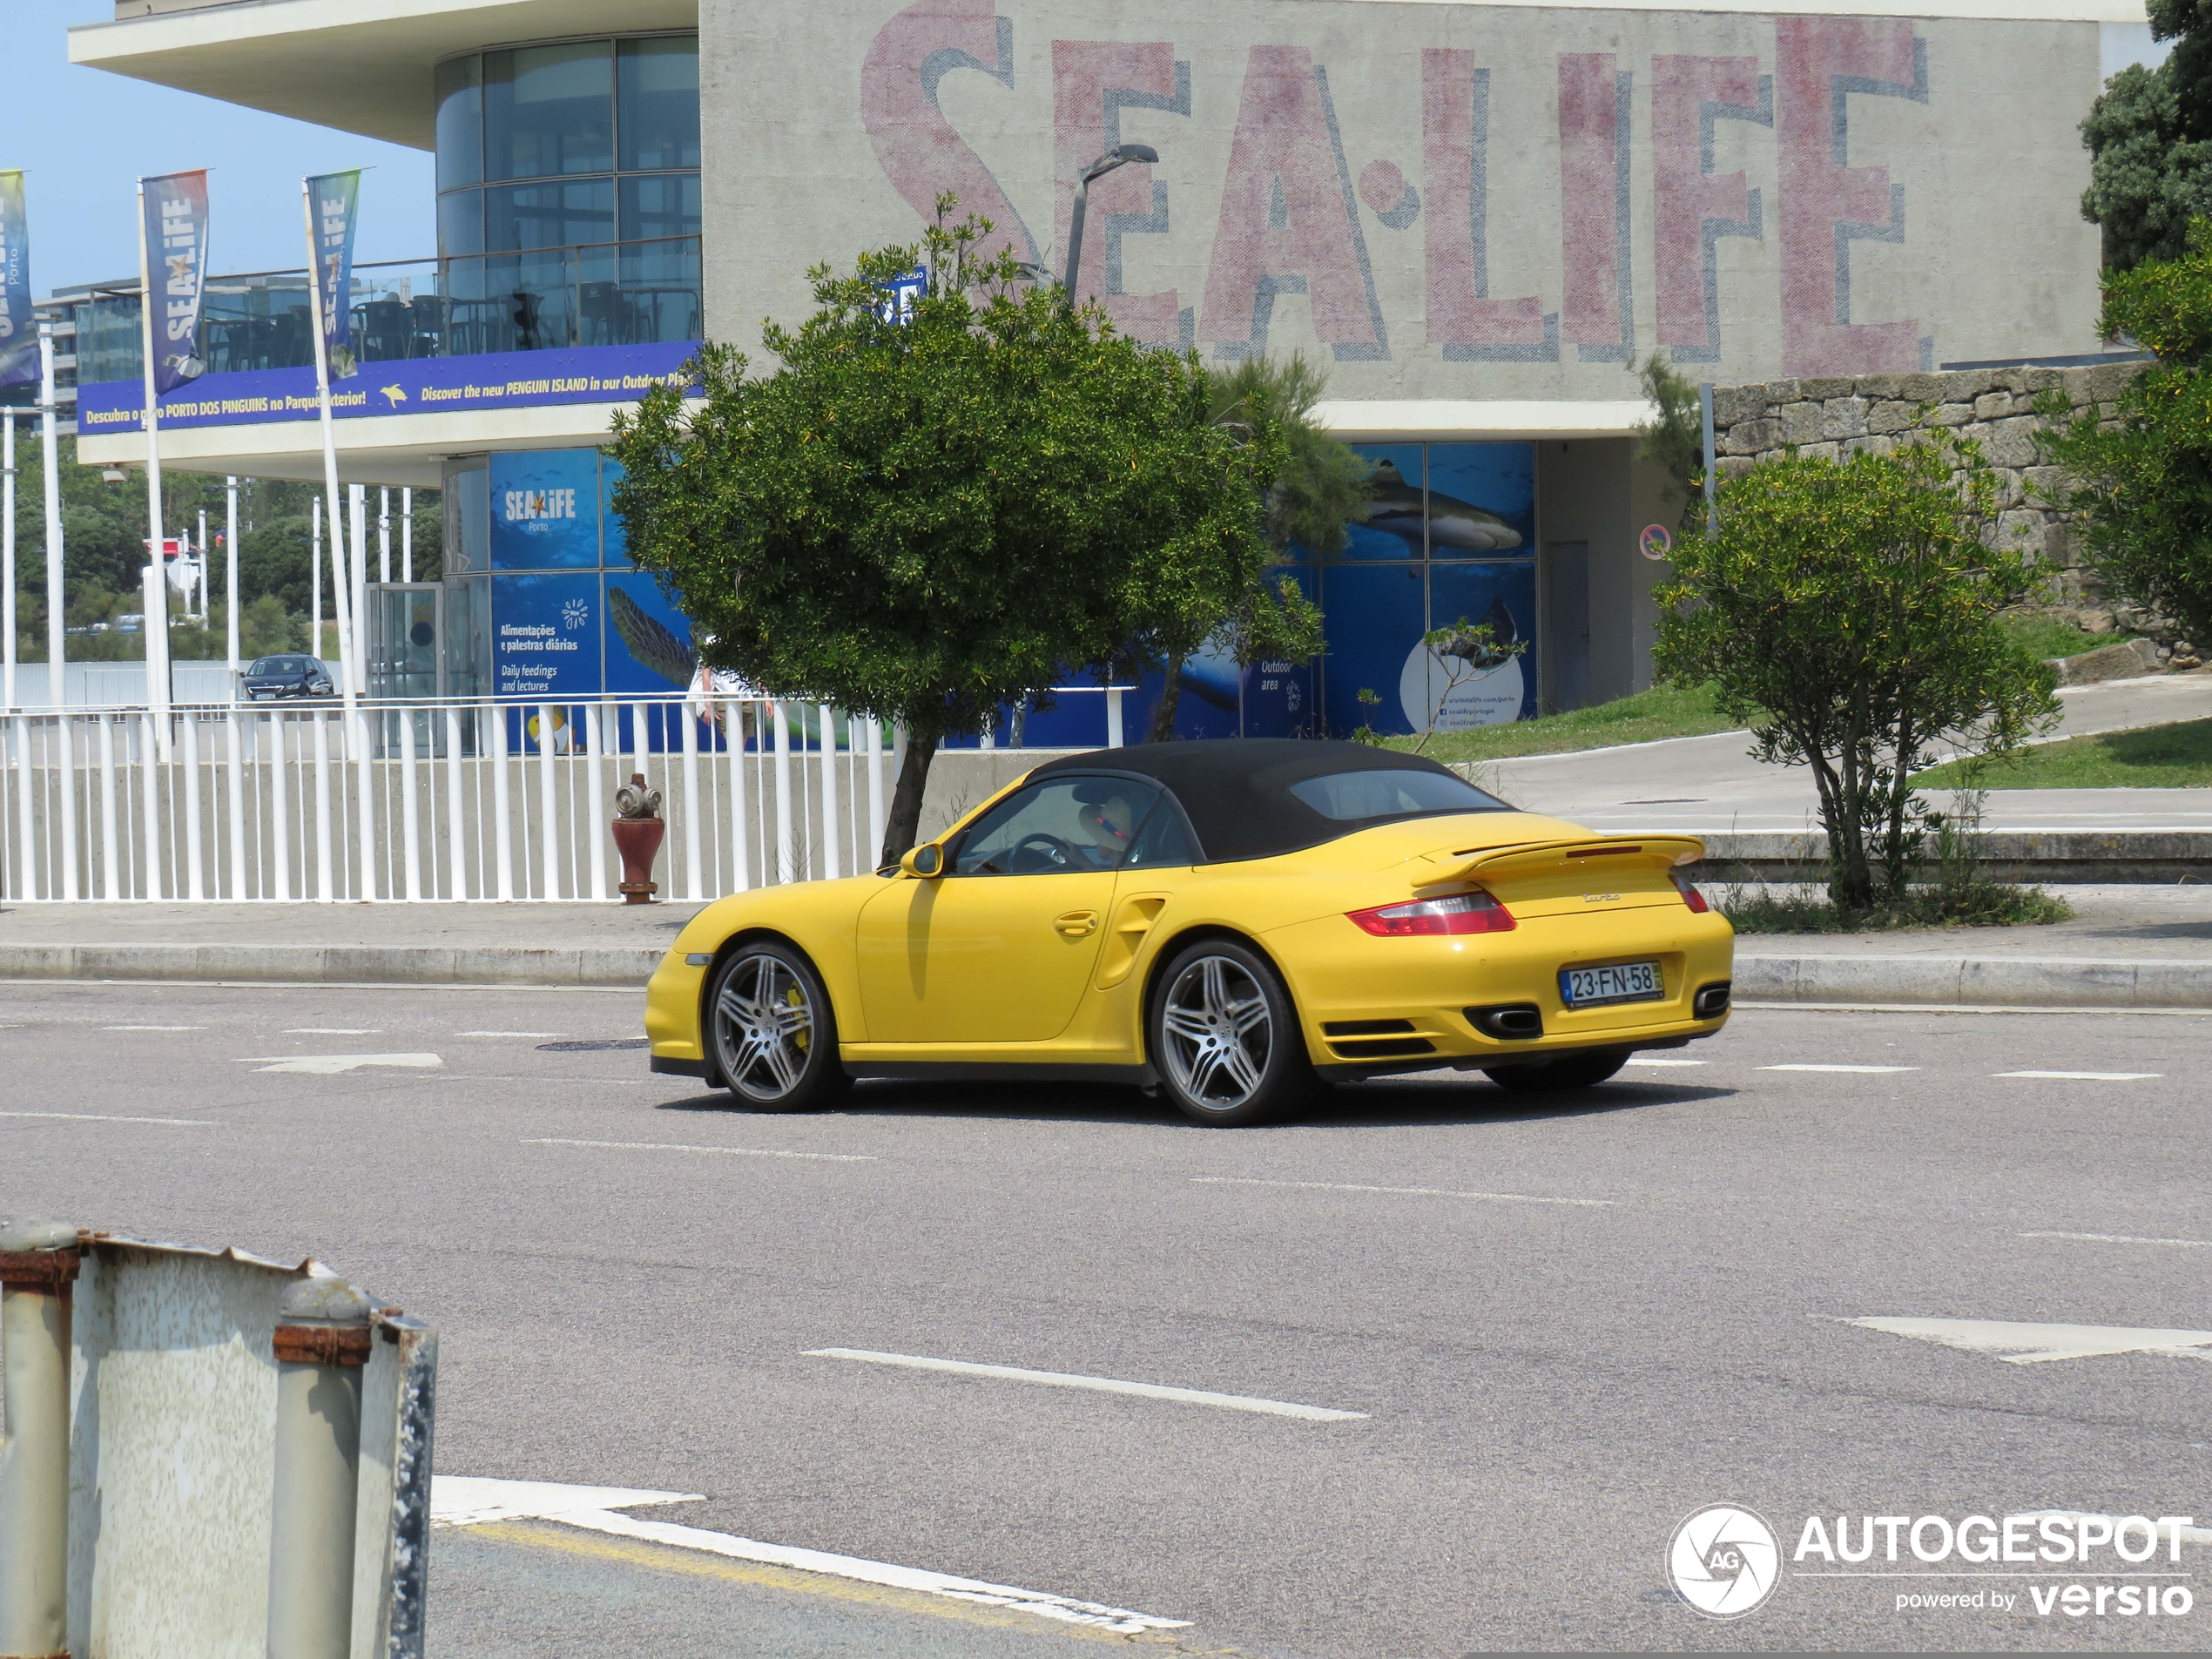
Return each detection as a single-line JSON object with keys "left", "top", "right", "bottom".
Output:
{"left": 607, "top": 203, "right": 1281, "bottom": 863}
{"left": 1655, "top": 435, "right": 2059, "bottom": 908}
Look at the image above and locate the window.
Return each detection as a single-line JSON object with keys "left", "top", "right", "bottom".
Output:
{"left": 618, "top": 37, "right": 701, "bottom": 171}
{"left": 1123, "top": 799, "right": 1197, "bottom": 868}
{"left": 484, "top": 43, "right": 613, "bottom": 181}
{"left": 952, "top": 778, "right": 1164, "bottom": 875}
{"left": 1286, "top": 768, "right": 1507, "bottom": 822}
{"left": 435, "top": 56, "right": 482, "bottom": 191}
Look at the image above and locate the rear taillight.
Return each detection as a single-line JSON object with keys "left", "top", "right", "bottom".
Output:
{"left": 1671, "top": 872, "right": 1710, "bottom": 914}
{"left": 1348, "top": 890, "right": 1516, "bottom": 936}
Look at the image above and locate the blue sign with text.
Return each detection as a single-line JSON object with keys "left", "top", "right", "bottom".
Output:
{"left": 491, "top": 448, "right": 601, "bottom": 570}
{"left": 491, "top": 570, "right": 602, "bottom": 704}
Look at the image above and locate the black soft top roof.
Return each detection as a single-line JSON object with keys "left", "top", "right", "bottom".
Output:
{"left": 1029, "top": 738, "right": 1507, "bottom": 863}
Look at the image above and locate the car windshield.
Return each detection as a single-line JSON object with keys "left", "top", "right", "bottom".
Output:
{"left": 248, "top": 658, "right": 294, "bottom": 674}
{"left": 1286, "top": 768, "right": 1507, "bottom": 824}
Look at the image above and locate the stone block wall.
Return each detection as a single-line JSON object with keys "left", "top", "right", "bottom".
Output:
{"left": 1707, "top": 362, "right": 2145, "bottom": 604}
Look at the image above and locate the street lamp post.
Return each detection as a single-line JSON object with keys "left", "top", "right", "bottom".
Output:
{"left": 1062, "top": 145, "right": 1158, "bottom": 303}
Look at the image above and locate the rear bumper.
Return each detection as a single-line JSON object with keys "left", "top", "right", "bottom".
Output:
{"left": 1270, "top": 905, "right": 1736, "bottom": 1073}
{"left": 649, "top": 1055, "right": 710, "bottom": 1078}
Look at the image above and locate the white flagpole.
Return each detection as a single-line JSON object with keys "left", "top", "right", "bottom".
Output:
{"left": 225, "top": 474, "right": 239, "bottom": 690}
{"left": 310, "top": 494, "right": 322, "bottom": 661}
{"left": 3, "top": 407, "right": 15, "bottom": 710}
{"left": 378, "top": 485, "right": 390, "bottom": 583}
{"left": 348, "top": 481, "right": 366, "bottom": 691}
{"left": 300, "top": 178, "right": 357, "bottom": 726}
{"left": 38, "top": 324, "right": 64, "bottom": 713}
{"left": 401, "top": 486, "right": 412, "bottom": 583}
{"left": 135, "top": 183, "right": 170, "bottom": 738}
{"left": 197, "top": 505, "right": 209, "bottom": 621}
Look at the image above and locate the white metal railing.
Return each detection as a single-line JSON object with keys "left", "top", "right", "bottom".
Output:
{"left": 1, "top": 694, "right": 902, "bottom": 903}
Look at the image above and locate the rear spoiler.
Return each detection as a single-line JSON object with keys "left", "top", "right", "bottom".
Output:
{"left": 1412, "top": 835, "right": 1705, "bottom": 890}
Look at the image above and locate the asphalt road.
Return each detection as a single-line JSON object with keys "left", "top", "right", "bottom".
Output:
{"left": 3, "top": 980, "right": 2209, "bottom": 1654}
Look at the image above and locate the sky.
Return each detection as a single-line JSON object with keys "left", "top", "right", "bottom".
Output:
{"left": 0, "top": 0, "right": 435, "bottom": 296}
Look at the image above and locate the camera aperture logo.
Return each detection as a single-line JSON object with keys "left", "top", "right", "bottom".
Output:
{"left": 1669, "top": 1504, "right": 1781, "bottom": 1619}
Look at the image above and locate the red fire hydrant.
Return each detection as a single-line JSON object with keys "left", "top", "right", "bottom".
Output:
{"left": 611, "top": 773, "right": 664, "bottom": 903}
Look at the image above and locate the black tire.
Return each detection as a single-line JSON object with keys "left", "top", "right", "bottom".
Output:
{"left": 706, "top": 941, "right": 851, "bottom": 1111}
{"left": 1147, "top": 938, "right": 1317, "bottom": 1127}
{"left": 1481, "top": 1048, "right": 1632, "bottom": 1094}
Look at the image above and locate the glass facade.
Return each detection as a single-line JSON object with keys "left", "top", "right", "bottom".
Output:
{"left": 436, "top": 33, "right": 699, "bottom": 331}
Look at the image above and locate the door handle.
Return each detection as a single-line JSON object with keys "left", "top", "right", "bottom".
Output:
{"left": 1054, "top": 910, "right": 1100, "bottom": 937}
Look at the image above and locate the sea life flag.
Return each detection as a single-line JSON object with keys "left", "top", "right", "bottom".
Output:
{"left": 140, "top": 170, "right": 210, "bottom": 395}
{"left": 0, "top": 172, "right": 33, "bottom": 388}
{"left": 306, "top": 170, "right": 361, "bottom": 378}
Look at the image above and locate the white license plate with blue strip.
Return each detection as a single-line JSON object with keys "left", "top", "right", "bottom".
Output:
{"left": 1560, "top": 961, "right": 1662, "bottom": 1008}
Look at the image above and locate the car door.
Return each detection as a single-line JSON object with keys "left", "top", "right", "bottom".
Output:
{"left": 854, "top": 776, "right": 1158, "bottom": 1044}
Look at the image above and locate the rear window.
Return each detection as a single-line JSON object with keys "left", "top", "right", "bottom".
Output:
{"left": 1287, "top": 768, "right": 1507, "bottom": 823}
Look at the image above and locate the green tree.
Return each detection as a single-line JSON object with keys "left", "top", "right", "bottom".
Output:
{"left": 608, "top": 201, "right": 1281, "bottom": 863}
{"left": 2080, "top": 0, "right": 2212, "bottom": 270}
{"left": 2037, "top": 219, "right": 2212, "bottom": 644}
{"left": 1634, "top": 350, "right": 1706, "bottom": 532}
{"left": 1654, "top": 435, "right": 2059, "bottom": 909}
{"left": 1139, "top": 354, "right": 1346, "bottom": 740}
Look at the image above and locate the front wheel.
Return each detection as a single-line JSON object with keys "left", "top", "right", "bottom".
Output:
{"left": 1148, "top": 940, "right": 1316, "bottom": 1127}
{"left": 1480, "top": 1049, "right": 1631, "bottom": 1094}
{"left": 708, "top": 942, "right": 850, "bottom": 1111}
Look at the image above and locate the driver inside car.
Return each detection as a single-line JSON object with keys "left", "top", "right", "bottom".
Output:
{"left": 1071, "top": 784, "right": 1141, "bottom": 868}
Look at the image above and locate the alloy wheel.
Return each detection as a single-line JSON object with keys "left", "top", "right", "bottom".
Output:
{"left": 1159, "top": 954, "right": 1273, "bottom": 1109}
{"left": 714, "top": 953, "right": 816, "bottom": 1102}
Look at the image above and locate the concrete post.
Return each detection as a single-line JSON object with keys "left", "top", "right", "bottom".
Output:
{"left": 266, "top": 1277, "right": 372, "bottom": 1659}
{"left": 0, "top": 1217, "right": 80, "bottom": 1659}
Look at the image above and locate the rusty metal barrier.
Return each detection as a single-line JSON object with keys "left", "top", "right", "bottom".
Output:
{"left": 0, "top": 1221, "right": 435, "bottom": 1659}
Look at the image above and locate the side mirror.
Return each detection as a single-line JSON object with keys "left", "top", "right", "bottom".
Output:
{"left": 900, "top": 843, "right": 945, "bottom": 878}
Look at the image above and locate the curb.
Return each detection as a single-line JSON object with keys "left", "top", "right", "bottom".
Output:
{"left": 0, "top": 943, "right": 663, "bottom": 988}
{"left": 1735, "top": 954, "right": 2212, "bottom": 1009}
{"left": 1698, "top": 830, "right": 2212, "bottom": 885}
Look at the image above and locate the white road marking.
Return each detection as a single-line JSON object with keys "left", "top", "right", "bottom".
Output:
{"left": 2023, "top": 1231, "right": 2212, "bottom": 1250}
{"left": 1622, "top": 1058, "right": 1706, "bottom": 1068}
{"left": 806, "top": 1347, "right": 1368, "bottom": 1422}
{"left": 1192, "top": 1174, "right": 1612, "bottom": 1207}
{"left": 524, "top": 1137, "right": 873, "bottom": 1163}
{"left": 1845, "top": 1316, "right": 2212, "bottom": 1365}
{"left": 430, "top": 1476, "right": 1189, "bottom": 1634}
{"left": 104, "top": 1024, "right": 205, "bottom": 1031}
{"left": 1760, "top": 1063, "right": 1919, "bottom": 1074}
{"left": 239, "top": 1052, "right": 442, "bottom": 1075}
{"left": 0, "top": 1109, "right": 214, "bottom": 1126}
{"left": 2019, "top": 1512, "right": 2212, "bottom": 1549}
{"left": 457, "top": 1030, "right": 566, "bottom": 1038}
{"left": 286, "top": 1027, "right": 381, "bottom": 1035}
{"left": 1991, "top": 1079, "right": 2159, "bottom": 1092}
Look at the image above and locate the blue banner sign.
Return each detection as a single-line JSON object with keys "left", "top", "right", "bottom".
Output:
{"left": 140, "top": 170, "right": 210, "bottom": 396}
{"left": 491, "top": 570, "right": 602, "bottom": 704}
{"left": 0, "top": 172, "right": 31, "bottom": 388}
{"left": 490, "top": 448, "right": 602, "bottom": 570}
{"left": 305, "top": 170, "right": 362, "bottom": 377}
{"left": 77, "top": 340, "right": 700, "bottom": 431}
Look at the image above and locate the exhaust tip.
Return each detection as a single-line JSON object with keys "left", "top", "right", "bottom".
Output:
{"left": 1466, "top": 1002, "right": 1544, "bottom": 1041}
{"left": 1693, "top": 981, "right": 1732, "bottom": 1019}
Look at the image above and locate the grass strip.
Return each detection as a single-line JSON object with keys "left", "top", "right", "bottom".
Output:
{"left": 1916, "top": 718, "right": 2212, "bottom": 790}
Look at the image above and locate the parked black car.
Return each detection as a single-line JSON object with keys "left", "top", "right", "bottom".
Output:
{"left": 242, "top": 654, "right": 334, "bottom": 701}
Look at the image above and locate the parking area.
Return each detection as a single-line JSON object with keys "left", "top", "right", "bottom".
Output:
{"left": 3, "top": 980, "right": 2207, "bottom": 1653}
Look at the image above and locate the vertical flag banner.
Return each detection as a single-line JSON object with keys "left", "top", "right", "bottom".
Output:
{"left": 0, "top": 172, "right": 32, "bottom": 388}
{"left": 307, "top": 170, "right": 362, "bottom": 379}
{"left": 140, "top": 169, "right": 210, "bottom": 395}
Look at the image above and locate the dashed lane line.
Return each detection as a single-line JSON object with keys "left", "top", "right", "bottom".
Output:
{"left": 1192, "top": 1175, "right": 1613, "bottom": 1207}
{"left": 2022, "top": 1231, "right": 2212, "bottom": 1250}
{"left": 1991, "top": 1079, "right": 2159, "bottom": 1092}
{"left": 1759, "top": 1063, "right": 1919, "bottom": 1074}
{"left": 1622, "top": 1058, "right": 1706, "bottom": 1067}
{"left": 806, "top": 1347, "right": 1368, "bottom": 1422}
{"left": 431, "top": 1476, "right": 1190, "bottom": 1635}
{"left": 238, "top": 1052, "right": 442, "bottom": 1075}
{"left": 0, "top": 1109, "right": 215, "bottom": 1126}
{"left": 524, "top": 1137, "right": 873, "bottom": 1163}
{"left": 104, "top": 1024, "right": 205, "bottom": 1031}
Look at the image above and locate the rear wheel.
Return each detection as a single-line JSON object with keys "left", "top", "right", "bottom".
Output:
{"left": 708, "top": 942, "right": 850, "bottom": 1111}
{"left": 1148, "top": 940, "right": 1316, "bottom": 1127}
{"left": 1481, "top": 1049, "right": 1632, "bottom": 1093}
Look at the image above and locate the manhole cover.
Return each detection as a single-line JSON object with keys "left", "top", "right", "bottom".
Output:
{"left": 536, "top": 1038, "right": 651, "bottom": 1052}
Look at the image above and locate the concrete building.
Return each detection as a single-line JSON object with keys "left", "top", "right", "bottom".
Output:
{"left": 66, "top": 0, "right": 2153, "bottom": 737}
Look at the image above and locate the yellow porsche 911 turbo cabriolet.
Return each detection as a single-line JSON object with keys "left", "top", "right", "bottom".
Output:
{"left": 644, "top": 738, "right": 1733, "bottom": 1125}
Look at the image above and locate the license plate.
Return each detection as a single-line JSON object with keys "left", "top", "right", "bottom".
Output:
{"left": 1560, "top": 961, "right": 1662, "bottom": 1008}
